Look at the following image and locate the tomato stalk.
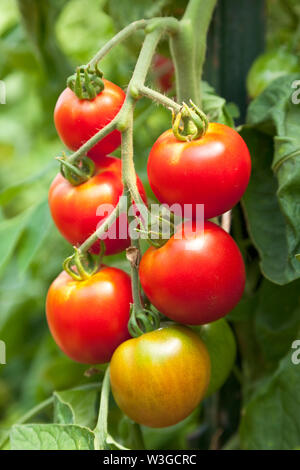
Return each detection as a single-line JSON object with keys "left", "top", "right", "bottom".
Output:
{"left": 170, "top": 0, "right": 217, "bottom": 106}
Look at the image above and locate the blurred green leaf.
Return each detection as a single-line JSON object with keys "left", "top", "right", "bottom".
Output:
{"left": 10, "top": 423, "right": 95, "bottom": 450}
{"left": 255, "top": 279, "right": 300, "bottom": 364}
{"left": 16, "top": 200, "right": 52, "bottom": 274}
{"left": 0, "top": 211, "right": 29, "bottom": 276}
{"left": 241, "top": 75, "right": 300, "bottom": 284}
{"left": 0, "top": 163, "right": 55, "bottom": 207}
{"left": 240, "top": 350, "right": 300, "bottom": 450}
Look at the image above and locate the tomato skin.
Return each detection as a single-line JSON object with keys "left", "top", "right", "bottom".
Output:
{"left": 110, "top": 325, "right": 210, "bottom": 428}
{"left": 46, "top": 266, "right": 132, "bottom": 364}
{"left": 54, "top": 79, "right": 125, "bottom": 163}
{"left": 147, "top": 123, "right": 251, "bottom": 219}
{"left": 139, "top": 221, "right": 245, "bottom": 325}
{"left": 49, "top": 156, "right": 147, "bottom": 255}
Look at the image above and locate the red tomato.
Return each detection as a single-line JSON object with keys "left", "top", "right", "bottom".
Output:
{"left": 48, "top": 156, "right": 147, "bottom": 255}
{"left": 46, "top": 266, "right": 132, "bottom": 364}
{"left": 139, "top": 220, "right": 245, "bottom": 325}
{"left": 54, "top": 79, "right": 125, "bottom": 163}
{"left": 153, "top": 54, "right": 174, "bottom": 92}
{"left": 147, "top": 123, "right": 251, "bottom": 219}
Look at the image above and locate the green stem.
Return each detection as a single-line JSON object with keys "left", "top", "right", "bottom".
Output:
{"left": 88, "top": 17, "right": 178, "bottom": 69}
{"left": 170, "top": 0, "right": 217, "bottom": 105}
{"left": 88, "top": 20, "right": 148, "bottom": 67}
{"left": 138, "top": 85, "right": 181, "bottom": 112}
{"left": 78, "top": 199, "right": 123, "bottom": 254}
{"left": 94, "top": 367, "right": 110, "bottom": 450}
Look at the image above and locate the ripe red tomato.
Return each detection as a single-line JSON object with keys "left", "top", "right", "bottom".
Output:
{"left": 110, "top": 325, "right": 210, "bottom": 428}
{"left": 153, "top": 54, "right": 174, "bottom": 92}
{"left": 147, "top": 123, "right": 251, "bottom": 219}
{"left": 54, "top": 79, "right": 125, "bottom": 163}
{"left": 49, "top": 156, "right": 147, "bottom": 255}
{"left": 46, "top": 266, "right": 132, "bottom": 364}
{"left": 139, "top": 221, "right": 245, "bottom": 325}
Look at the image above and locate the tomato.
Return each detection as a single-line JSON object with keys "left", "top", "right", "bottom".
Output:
{"left": 110, "top": 325, "right": 210, "bottom": 428}
{"left": 54, "top": 79, "right": 125, "bottom": 163}
{"left": 153, "top": 54, "right": 174, "bottom": 92}
{"left": 46, "top": 266, "right": 132, "bottom": 364}
{"left": 49, "top": 156, "right": 147, "bottom": 255}
{"left": 147, "top": 123, "right": 251, "bottom": 219}
{"left": 194, "top": 319, "right": 236, "bottom": 396}
{"left": 139, "top": 221, "right": 245, "bottom": 325}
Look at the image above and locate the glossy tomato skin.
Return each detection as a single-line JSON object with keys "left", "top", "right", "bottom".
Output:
{"left": 54, "top": 79, "right": 125, "bottom": 163}
{"left": 147, "top": 123, "right": 251, "bottom": 219}
{"left": 49, "top": 156, "right": 147, "bottom": 255}
{"left": 139, "top": 221, "right": 245, "bottom": 325}
{"left": 46, "top": 266, "right": 132, "bottom": 364}
{"left": 110, "top": 325, "right": 211, "bottom": 428}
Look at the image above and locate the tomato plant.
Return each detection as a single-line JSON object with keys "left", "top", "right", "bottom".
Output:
{"left": 49, "top": 156, "right": 147, "bottom": 255}
{"left": 139, "top": 221, "right": 245, "bottom": 325}
{"left": 110, "top": 325, "right": 211, "bottom": 428}
{"left": 3, "top": 0, "right": 299, "bottom": 454}
{"left": 147, "top": 123, "right": 251, "bottom": 219}
{"left": 46, "top": 266, "right": 132, "bottom": 364}
{"left": 54, "top": 79, "right": 125, "bottom": 163}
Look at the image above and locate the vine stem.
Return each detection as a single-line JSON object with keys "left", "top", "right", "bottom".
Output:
{"left": 170, "top": 0, "right": 217, "bottom": 105}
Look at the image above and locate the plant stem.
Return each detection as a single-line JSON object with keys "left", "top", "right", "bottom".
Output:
{"left": 88, "top": 20, "right": 148, "bottom": 67}
{"left": 94, "top": 367, "right": 110, "bottom": 450}
{"left": 78, "top": 200, "right": 122, "bottom": 254}
{"left": 88, "top": 17, "right": 179, "bottom": 68}
{"left": 138, "top": 85, "right": 181, "bottom": 112}
{"left": 170, "top": 0, "right": 217, "bottom": 105}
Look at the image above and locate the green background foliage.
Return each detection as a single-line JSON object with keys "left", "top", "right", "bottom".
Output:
{"left": 0, "top": 0, "right": 300, "bottom": 450}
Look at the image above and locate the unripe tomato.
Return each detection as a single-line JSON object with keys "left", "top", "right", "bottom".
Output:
{"left": 194, "top": 319, "right": 237, "bottom": 396}
{"left": 147, "top": 123, "right": 251, "bottom": 219}
{"left": 110, "top": 325, "right": 211, "bottom": 428}
{"left": 139, "top": 221, "right": 245, "bottom": 325}
{"left": 54, "top": 79, "right": 125, "bottom": 163}
{"left": 49, "top": 156, "right": 147, "bottom": 255}
{"left": 46, "top": 266, "right": 132, "bottom": 364}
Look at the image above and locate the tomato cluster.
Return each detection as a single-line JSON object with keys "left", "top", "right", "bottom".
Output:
{"left": 47, "top": 74, "right": 250, "bottom": 429}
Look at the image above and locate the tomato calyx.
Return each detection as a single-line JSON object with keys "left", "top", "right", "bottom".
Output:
{"left": 128, "top": 304, "right": 161, "bottom": 338}
{"left": 63, "top": 244, "right": 105, "bottom": 281}
{"left": 172, "top": 100, "right": 209, "bottom": 142}
{"left": 67, "top": 64, "right": 104, "bottom": 100}
{"left": 57, "top": 153, "right": 95, "bottom": 186}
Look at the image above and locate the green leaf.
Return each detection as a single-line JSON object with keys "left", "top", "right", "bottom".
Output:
{"left": 255, "top": 279, "right": 300, "bottom": 364}
{"left": 16, "top": 200, "right": 52, "bottom": 274}
{"left": 240, "top": 350, "right": 300, "bottom": 450}
{"left": 0, "top": 211, "right": 29, "bottom": 276}
{"left": 10, "top": 423, "right": 95, "bottom": 450}
{"left": 242, "top": 74, "right": 300, "bottom": 284}
{"left": 54, "top": 387, "right": 99, "bottom": 428}
{"left": 202, "top": 81, "right": 238, "bottom": 127}
{"left": 0, "top": 162, "right": 55, "bottom": 207}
